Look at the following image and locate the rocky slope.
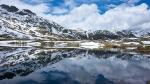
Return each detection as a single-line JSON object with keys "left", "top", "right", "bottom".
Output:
{"left": 0, "top": 4, "right": 66, "bottom": 40}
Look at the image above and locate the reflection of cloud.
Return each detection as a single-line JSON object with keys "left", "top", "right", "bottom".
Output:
{"left": 41, "top": 55, "right": 150, "bottom": 84}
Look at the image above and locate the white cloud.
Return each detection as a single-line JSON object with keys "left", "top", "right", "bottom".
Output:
{"left": 106, "top": 4, "right": 117, "bottom": 9}
{"left": 64, "top": 0, "right": 76, "bottom": 9}
{"left": 44, "top": 3, "right": 150, "bottom": 31}
{"left": 43, "top": 4, "right": 101, "bottom": 30}
{"left": 127, "top": 0, "right": 141, "bottom": 4}
{"left": 51, "top": 7, "right": 69, "bottom": 14}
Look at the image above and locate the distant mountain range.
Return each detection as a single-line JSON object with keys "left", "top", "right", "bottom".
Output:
{"left": 0, "top": 4, "right": 150, "bottom": 40}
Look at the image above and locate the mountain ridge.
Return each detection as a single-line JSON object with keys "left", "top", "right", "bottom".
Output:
{"left": 0, "top": 4, "right": 67, "bottom": 40}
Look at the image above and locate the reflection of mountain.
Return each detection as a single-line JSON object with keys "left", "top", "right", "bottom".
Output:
{"left": 0, "top": 48, "right": 84, "bottom": 80}
{"left": 0, "top": 48, "right": 150, "bottom": 84}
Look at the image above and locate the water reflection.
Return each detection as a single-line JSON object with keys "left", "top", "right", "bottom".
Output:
{"left": 0, "top": 47, "right": 150, "bottom": 84}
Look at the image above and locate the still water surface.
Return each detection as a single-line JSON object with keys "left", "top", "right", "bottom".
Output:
{"left": 0, "top": 46, "right": 150, "bottom": 84}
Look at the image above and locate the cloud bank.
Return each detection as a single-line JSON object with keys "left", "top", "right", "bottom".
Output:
{"left": 45, "top": 3, "right": 150, "bottom": 31}
{"left": 0, "top": 0, "right": 150, "bottom": 31}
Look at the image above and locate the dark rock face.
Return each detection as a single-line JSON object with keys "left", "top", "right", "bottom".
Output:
{"left": 16, "top": 9, "right": 36, "bottom": 15}
{"left": 0, "top": 4, "right": 35, "bottom": 15}
{"left": 116, "top": 30, "right": 135, "bottom": 38}
{"left": 88, "top": 30, "right": 119, "bottom": 40}
{"left": 0, "top": 4, "right": 19, "bottom": 12}
{"left": 23, "top": 9, "right": 36, "bottom": 15}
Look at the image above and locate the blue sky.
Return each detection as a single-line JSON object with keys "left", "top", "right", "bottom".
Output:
{"left": 21, "top": 0, "right": 150, "bottom": 14}
{"left": 0, "top": 0, "right": 150, "bottom": 31}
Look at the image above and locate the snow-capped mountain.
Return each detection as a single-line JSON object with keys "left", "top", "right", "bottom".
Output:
{"left": 0, "top": 4, "right": 66, "bottom": 40}
{"left": 0, "top": 4, "right": 149, "bottom": 40}
{"left": 129, "top": 28, "right": 150, "bottom": 37}
{"left": 88, "top": 30, "right": 136, "bottom": 40}
{"left": 62, "top": 29, "right": 136, "bottom": 40}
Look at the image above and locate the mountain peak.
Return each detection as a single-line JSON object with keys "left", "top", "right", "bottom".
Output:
{"left": 0, "top": 4, "right": 19, "bottom": 12}
{"left": 0, "top": 4, "right": 36, "bottom": 16}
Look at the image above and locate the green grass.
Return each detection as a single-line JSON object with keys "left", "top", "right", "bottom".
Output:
{"left": 67, "top": 42, "right": 80, "bottom": 47}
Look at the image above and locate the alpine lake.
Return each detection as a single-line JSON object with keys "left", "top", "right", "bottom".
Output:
{"left": 0, "top": 40, "right": 150, "bottom": 84}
